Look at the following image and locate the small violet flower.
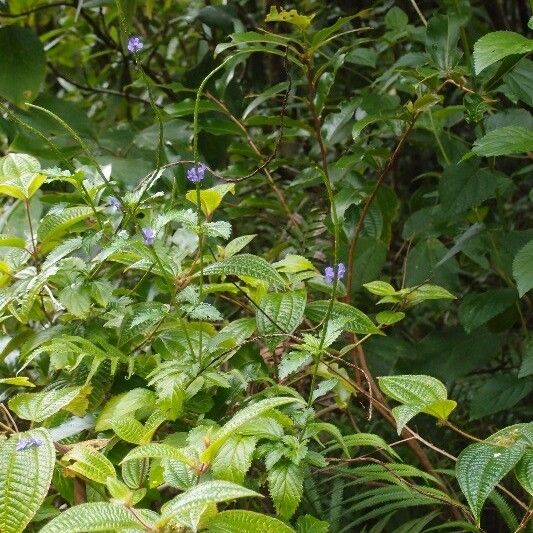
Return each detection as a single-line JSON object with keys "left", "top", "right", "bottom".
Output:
{"left": 127, "top": 36, "right": 144, "bottom": 53}
{"left": 142, "top": 227, "right": 155, "bottom": 245}
{"left": 108, "top": 196, "right": 121, "bottom": 210}
{"left": 324, "top": 262, "right": 345, "bottom": 284}
{"left": 16, "top": 436, "right": 43, "bottom": 452}
{"left": 187, "top": 163, "right": 207, "bottom": 183}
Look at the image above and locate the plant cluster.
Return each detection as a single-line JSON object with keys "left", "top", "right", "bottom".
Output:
{"left": 0, "top": 1, "right": 531, "bottom": 532}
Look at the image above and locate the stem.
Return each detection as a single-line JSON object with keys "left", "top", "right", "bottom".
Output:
{"left": 24, "top": 199, "right": 36, "bottom": 256}
{"left": 345, "top": 115, "right": 419, "bottom": 299}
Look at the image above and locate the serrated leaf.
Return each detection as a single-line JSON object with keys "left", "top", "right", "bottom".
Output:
{"left": 8, "top": 386, "right": 83, "bottom": 422}
{"left": 39, "top": 502, "right": 157, "bottom": 533}
{"left": 513, "top": 240, "right": 533, "bottom": 297}
{"left": 64, "top": 446, "right": 116, "bottom": 484}
{"left": 473, "top": 31, "right": 533, "bottom": 74}
{"left": 305, "top": 300, "right": 380, "bottom": 334}
{"left": 112, "top": 417, "right": 146, "bottom": 445}
{"left": 279, "top": 351, "right": 313, "bottom": 380}
{"left": 204, "top": 221, "right": 232, "bottom": 240}
{"left": 161, "top": 480, "right": 261, "bottom": 521}
{"left": 207, "top": 510, "right": 296, "bottom": 532}
{"left": 201, "top": 397, "right": 302, "bottom": 462}
{"left": 211, "top": 435, "right": 257, "bottom": 484}
{"left": 267, "top": 461, "right": 304, "bottom": 519}
{"left": 456, "top": 441, "right": 524, "bottom": 524}
{"left": 257, "top": 291, "right": 306, "bottom": 350}
{"left": 37, "top": 206, "right": 94, "bottom": 243}
{"left": 378, "top": 375, "right": 456, "bottom": 434}
{"left": 203, "top": 254, "right": 285, "bottom": 287}
{"left": 122, "top": 443, "right": 195, "bottom": 468}
{"left": 472, "top": 126, "right": 533, "bottom": 157}
{"left": 0, "top": 429, "right": 54, "bottom": 533}
{"left": 425, "top": 14, "right": 461, "bottom": 71}
{"left": 265, "top": 6, "right": 313, "bottom": 29}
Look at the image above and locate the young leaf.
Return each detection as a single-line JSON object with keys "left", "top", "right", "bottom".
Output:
{"left": 305, "top": 300, "right": 381, "bottom": 334}
{"left": 456, "top": 441, "right": 524, "bottom": 524}
{"left": 207, "top": 510, "right": 296, "bottom": 533}
{"left": 203, "top": 253, "right": 285, "bottom": 287}
{"left": 186, "top": 183, "right": 235, "bottom": 216}
{"left": 63, "top": 446, "right": 116, "bottom": 484}
{"left": 211, "top": 435, "right": 257, "bottom": 484}
{"left": 0, "top": 429, "right": 55, "bottom": 533}
{"left": 279, "top": 351, "right": 313, "bottom": 380}
{"left": 121, "top": 443, "right": 195, "bottom": 468}
{"left": 39, "top": 502, "right": 157, "bottom": 533}
{"left": 161, "top": 480, "right": 261, "bottom": 520}
{"left": 267, "top": 461, "right": 304, "bottom": 519}
{"left": 0, "top": 153, "right": 45, "bottom": 199}
{"left": 201, "top": 397, "right": 302, "bottom": 462}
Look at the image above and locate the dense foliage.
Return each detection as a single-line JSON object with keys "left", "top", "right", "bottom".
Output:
{"left": 0, "top": 1, "right": 532, "bottom": 531}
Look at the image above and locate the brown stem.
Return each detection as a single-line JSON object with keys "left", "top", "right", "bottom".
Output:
{"left": 345, "top": 115, "right": 419, "bottom": 299}
{"left": 73, "top": 478, "right": 87, "bottom": 504}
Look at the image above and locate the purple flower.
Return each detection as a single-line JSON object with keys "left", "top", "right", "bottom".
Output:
{"left": 127, "top": 36, "right": 144, "bottom": 53}
{"left": 141, "top": 227, "right": 155, "bottom": 245}
{"left": 108, "top": 196, "right": 121, "bottom": 210}
{"left": 187, "top": 163, "right": 207, "bottom": 183}
{"left": 324, "top": 263, "right": 345, "bottom": 284}
{"left": 16, "top": 436, "right": 43, "bottom": 451}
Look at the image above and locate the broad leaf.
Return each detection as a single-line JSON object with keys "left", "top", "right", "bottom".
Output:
{"left": 63, "top": 446, "right": 116, "bottom": 484}
{"left": 515, "top": 449, "right": 533, "bottom": 496}
{"left": 8, "top": 386, "right": 83, "bottom": 422}
{"left": 211, "top": 435, "right": 257, "bottom": 484}
{"left": 0, "top": 26, "right": 46, "bottom": 106}
{"left": 268, "top": 461, "right": 304, "bottom": 519}
{"left": 201, "top": 397, "right": 302, "bottom": 462}
{"left": 425, "top": 14, "right": 461, "bottom": 71}
{"left": 473, "top": 31, "right": 533, "bottom": 74}
{"left": 0, "top": 429, "right": 55, "bottom": 533}
{"left": 39, "top": 502, "right": 157, "bottom": 533}
{"left": 0, "top": 153, "right": 45, "bottom": 199}
{"left": 186, "top": 183, "right": 235, "bottom": 217}
{"left": 203, "top": 254, "right": 285, "bottom": 287}
{"left": 207, "top": 510, "right": 296, "bottom": 532}
{"left": 472, "top": 126, "right": 533, "bottom": 157}
{"left": 256, "top": 290, "right": 306, "bottom": 349}
{"left": 458, "top": 288, "right": 517, "bottom": 332}
{"left": 305, "top": 300, "right": 381, "bottom": 334}
{"left": 121, "top": 443, "right": 195, "bottom": 468}
{"left": 37, "top": 206, "right": 95, "bottom": 243}
{"left": 456, "top": 441, "right": 524, "bottom": 524}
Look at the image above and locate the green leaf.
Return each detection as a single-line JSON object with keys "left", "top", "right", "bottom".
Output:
{"left": 211, "top": 435, "right": 257, "bottom": 484}
{"left": 378, "top": 375, "right": 456, "bottom": 433}
{"left": 513, "top": 240, "right": 533, "bottom": 297}
{"left": 37, "top": 206, "right": 95, "bottom": 243}
{"left": 122, "top": 443, "right": 195, "bottom": 468}
{"left": 256, "top": 291, "right": 306, "bottom": 350}
{"left": 296, "top": 515, "right": 329, "bottom": 533}
{"left": 273, "top": 254, "right": 315, "bottom": 273}
{"left": 63, "top": 446, "right": 116, "bottom": 484}
{"left": 376, "top": 311, "right": 405, "bottom": 325}
{"left": 0, "top": 26, "right": 46, "bottom": 106}
{"left": 186, "top": 183, "right": 235, "bottom": 217}
{"left": 268, "top": 461, "right": 304, "bottom": 519}
{"left": 0, "top": 428, "right": 55, "bottom": 533}
{"left": 363, "top": 281, "right": 396, "bottom": 296}
{"left": 456, "top": 441, "right": 524, "bottom": 524}
{"left": 207, "top": 510, "right": 296, "bottom": 533}
{"left": 305, "top": 300, "right": 381, "bottom": 334}
{"left": 439, "top": 163, "right": 498, "bottom": 215}
{"left": 279, "top": 351, "right": 313, "bottom": 380}
{"left": 0, "top": 234, "right": 26, "bottom": 249}
{"left": 470, "top": 375, "right": 533, "bottom": 420}
{"left": 224, "top": 235, "right": 256, "bottom": 258}
{"left": 473, "top": 31, "right": 533, "bottom": 74}
{"left": 161, "top": 480, "right": 261, "bottom": 521}
{"left": 0, "top": 153, "right": 45, "bottom": 200}
{"left": 201, "top": 397, "right": 302, "bottom": 462}
{"left": 203, "top": 254, "right": 285, "bottom": 287}
{"left": 39, "top": 502, "right": 157, "bottom": 533}
{"left": 515, "top": 449, "right": 533, "bottom": 496}
{"left": 0, "top": 376, "right": 35, "bottom": 387}
{"left": 459, "top": 288, "right": 517, "bottom": 332}
{"left": 112, "top": 417, "right": 148, "bottom": 445}
{"left": 8, "top": 386, "right": 83, "bottom": 422}
{"left": 425, "top": 14, "right": 461, "bottom": 71}
{"left": 472, "top": 126, "right": 533, "bottom": 157}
